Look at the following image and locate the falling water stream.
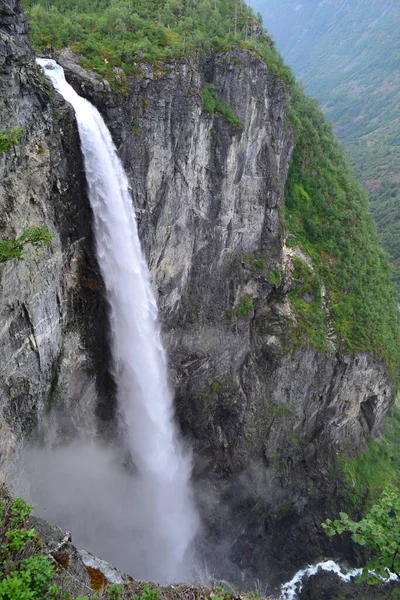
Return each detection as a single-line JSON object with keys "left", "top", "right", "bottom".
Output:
{"left": 36, "top": 58, "right": 198, "bottom": 583}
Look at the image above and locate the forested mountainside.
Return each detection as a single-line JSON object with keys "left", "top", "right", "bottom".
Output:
{"left": 2, "top": 0, "right": 400, "bottom": 593}
{"left": 22, "top": 0, "right": 291, "bottom": 82}
{"left": 253, "top": 0, "right": 400, "bottom": 288}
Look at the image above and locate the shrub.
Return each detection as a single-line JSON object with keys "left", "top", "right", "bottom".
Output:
{"left": 0, "top": 492, "right": 58, "bottom": 600}
{"left": 0, "top": 127, "right": 23, "bottom": 153}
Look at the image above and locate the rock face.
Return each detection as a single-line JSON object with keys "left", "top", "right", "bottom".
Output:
{"left": 0, "top": 0, "right": 115, "bottom": 479}
{"left": 0, "top": 0, "right": 394, "bottom": 590}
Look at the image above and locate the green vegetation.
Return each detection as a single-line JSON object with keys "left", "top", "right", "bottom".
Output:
{"left": 224, "top": 295, "right": 254, "bottom": 320}
{"left": 241, "top": 251, "right": 267, "bottom": 272}
{"left": 0, "top": 127, "right": 23, "bottom": 153}
{"left": 324, "top": 406, "right": 400, "bottom": 583}
{"left": 201, "top": 84, "right": 242, "bottom": 129}
{"left": 288, "top": 257, "right": 327, "bottom": 351}
{"left": 271, "top": 402, "right": 292, "bottom": 419}
{"left": 269, "top": 268, "right": 281, "bottom": 285}
{"left": 0, "top": 226, "right": 52, "bottom": 264}
{"left": 23, "top": 0, "right": 293, "bottom": 85}
{"left": 134, "top": 585, "right": 162, "bottom": 600}
{"left": 254, "top": 0, "right": 400, "bottom": 290}
{"left": 285, "top": 84, "right": 400, "bottom": 375}
{"left": 340, "top": 405, "right": 400, "bottom": 507}
{"left": 0, "top": 493, "right": 59, "bottom": 599}
{"left": 323, "top": 485, "right": 400, "bottom": 583}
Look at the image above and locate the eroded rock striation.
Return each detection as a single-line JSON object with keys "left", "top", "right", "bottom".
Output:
{"left": 0, "top": 0, "right": 395, "bottom": 588}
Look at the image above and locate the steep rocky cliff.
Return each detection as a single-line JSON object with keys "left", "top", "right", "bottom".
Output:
{"left": 0, "top": 0, "right": 115, "bottom": 475}
{"left": 0, "top": 0, "right": 396, "bottom": 590}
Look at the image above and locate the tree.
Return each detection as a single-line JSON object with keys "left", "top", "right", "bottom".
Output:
{"left": 322, "top": 485, "right": 400, "bottom": 583}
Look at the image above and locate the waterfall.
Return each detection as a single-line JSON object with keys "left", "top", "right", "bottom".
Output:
{"left": 36, "top": 58, "right": 198, "bottom": 582}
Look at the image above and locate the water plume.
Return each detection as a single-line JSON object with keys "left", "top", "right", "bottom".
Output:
{"left": 33, "top": 58, "right": 199, "bottom": 583}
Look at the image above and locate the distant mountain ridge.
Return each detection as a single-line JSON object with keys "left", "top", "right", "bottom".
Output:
{"left": 254, "top": 0, "right": 400, "bottom": 287}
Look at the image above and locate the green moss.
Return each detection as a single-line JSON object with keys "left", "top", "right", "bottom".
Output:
{"left": 224, "top": 295, "right": 254, "bottom": 320}
{"left": 271, "top": 402, "right": 292, "bottom": 418}
{"left": 241, "top": 251, "right": 268, "bottom": 272}
{"left": 236, "top": 296, "right": 253, "bottom": 316}
{"left": 210, "top": 381, "right": 222, "bottom": 394}
{"left": 201, "top": 84, "right": 242, "bottom": 129}
{"left": 269, "top": 267, "right": 281, "bottom": 284}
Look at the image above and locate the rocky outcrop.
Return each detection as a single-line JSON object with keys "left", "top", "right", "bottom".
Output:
{"left": 0, "top": 0, "right": 394, "bottom": 591}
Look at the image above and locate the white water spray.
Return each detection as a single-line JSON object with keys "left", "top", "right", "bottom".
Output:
{"left": 279, "top": 561, "right": 362, "bottom": 599}
{"left": 36, "top": 58, "right": 198, "bottom": 582}
{"left": 280, "top": 560, "right": 399, "bottom": 599}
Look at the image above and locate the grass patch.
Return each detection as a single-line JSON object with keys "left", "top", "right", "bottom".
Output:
{"left": 269, "top": 268, "right": 281, "bottom": 285}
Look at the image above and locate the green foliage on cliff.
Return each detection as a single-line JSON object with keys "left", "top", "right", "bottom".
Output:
{"left": 340, "top": 405, "right": 400, "bottom": 507}
{"left": 323, "top": 484, "right": 400, "bottom": 583}
{"left": 288, "top": 257, "right": 327, "bottom": 352}
{"left": 201, "top": 84, "right": 242, "bottom": 128}
{"left": 285, "top": 84, "right": 400, "bottom": 376}
{"left": 326, "top": 407, "right": 400, "bottom": 583}
{"left": 0, "top": 493, "right": 58, "bottom": 599}
{"left": 23, "top": 0, "right": 293, "bottom": 84}
{"left": 0, "top": 227, "right": 52, "bottom": 264}
{"left": 0, "top": 127, "right": 23, "bottom": 152}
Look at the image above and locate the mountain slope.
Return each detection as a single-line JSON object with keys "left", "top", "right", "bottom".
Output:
{"left": 254, "top": 0, "right": 400, "bottom": 287}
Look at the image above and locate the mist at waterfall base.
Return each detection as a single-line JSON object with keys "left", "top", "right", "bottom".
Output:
{"left": 27, "top": 58, "right": 199, "bottom": 583}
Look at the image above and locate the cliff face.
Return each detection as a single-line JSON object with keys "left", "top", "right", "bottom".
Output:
{"left": 0, "top": 0, "right": 394, "bottom": 588}
{"left": 0, "top": 0, "right": 115, "bottom": 478}
{"left": 59, "top": 51, "right": 392, "bottom": 582}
